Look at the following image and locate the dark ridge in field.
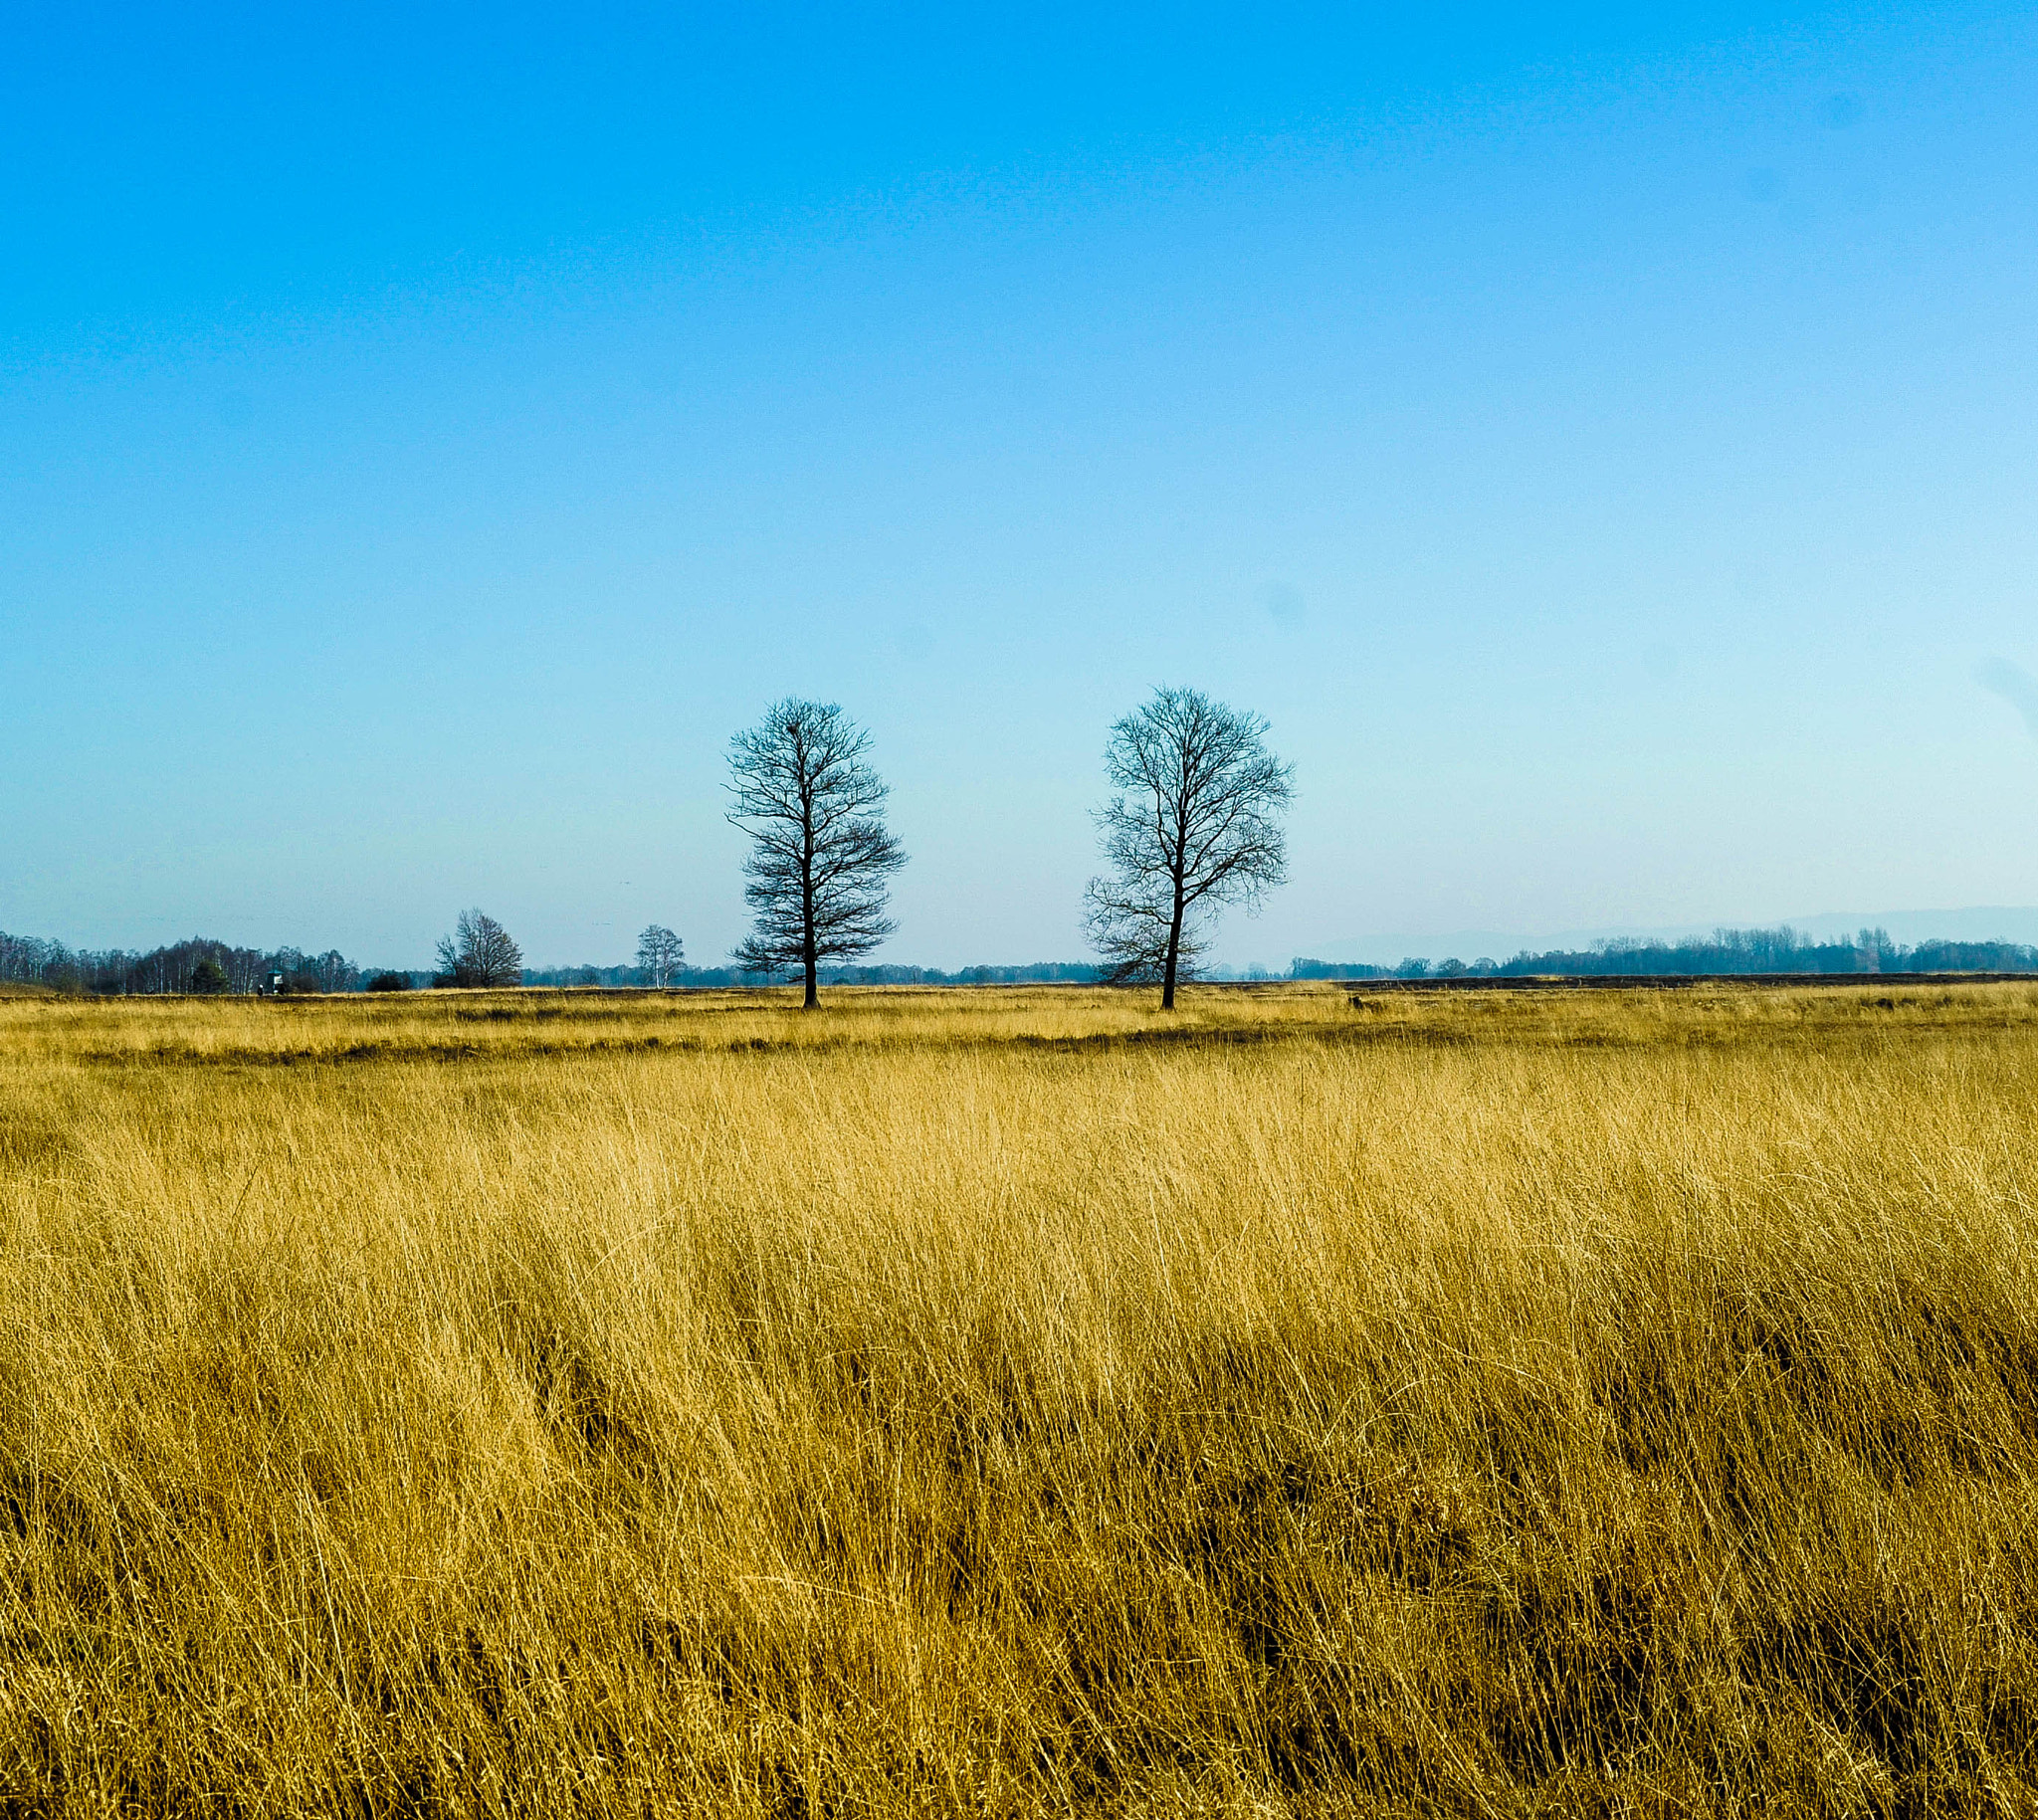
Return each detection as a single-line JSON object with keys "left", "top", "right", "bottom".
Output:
{"left": 70, "top": 1002, "right": 2026, "bottom": 1072}
{"left": 85, "top": 1026, "right": 1474, "bottom": 1070}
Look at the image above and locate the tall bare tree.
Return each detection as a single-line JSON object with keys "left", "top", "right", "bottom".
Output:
{"left": 726, "top": 699, "right": 907, "bottom": 1009}
{"left": 435, "top": 909, "right": 523, "bottom": 988}
{"left": 636, "top": 923, "right": 685, "bottom": 988}
{"left": 1084, "top": 687, "right": 1295, "bottom": 1009}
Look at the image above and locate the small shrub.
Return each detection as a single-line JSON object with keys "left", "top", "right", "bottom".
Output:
{"left": 365, "top": 972, "right": 413, "bottom": 994}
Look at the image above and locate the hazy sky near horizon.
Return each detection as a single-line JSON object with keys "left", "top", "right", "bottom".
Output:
{"left": 7, "top": 3, "right": 2038, "bottom": 968}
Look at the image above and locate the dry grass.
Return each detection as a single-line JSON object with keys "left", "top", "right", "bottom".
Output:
{"left": 5, "top": 981, "right": 2038, "bottom": 1814}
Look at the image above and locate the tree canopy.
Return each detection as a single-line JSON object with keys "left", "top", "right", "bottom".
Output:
{"left": 725, "top": 699, "right": 906, "bottom": 1009}
{"left": 1084, "top": 687, "right": 1294, "bottom": 1009}
{"left": 434, "top": 910, "right": 523, "bottom": 988}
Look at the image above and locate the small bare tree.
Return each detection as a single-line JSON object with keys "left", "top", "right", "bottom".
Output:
{"left": 1084, "top": 687, "right": 1295, "bottom": 1010}
{"left": 726, "top": 699, "right": 906, "bottom": 1009}
{"left": 435, "top": 909, "right": 523, "bottom": 988}
{"left": 636, "top": 923, "right": 685, "bottom": 988}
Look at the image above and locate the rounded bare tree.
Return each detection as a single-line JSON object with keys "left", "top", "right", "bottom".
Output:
{"left": 725, "top": 699, "right": 906, "bottom": 1010}
{"left": 636, "top": 924, "right": 685, "bottom": 988}
{"left": 1084, "top": 687, "right": 1295, "bottom": 1009}
{"left": 435, "top": 910, "right": 523, "bottom": 988}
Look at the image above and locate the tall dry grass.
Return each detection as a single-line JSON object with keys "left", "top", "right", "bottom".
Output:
{"left": 4, "top": 983, "right": 2038, "bottom": 1814}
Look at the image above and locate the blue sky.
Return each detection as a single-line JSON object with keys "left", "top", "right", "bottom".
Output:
{"left": 6, "top": 3, "right": 2037, "bottom": 968}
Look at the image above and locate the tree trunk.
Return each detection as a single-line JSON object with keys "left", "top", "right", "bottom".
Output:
{"left": 802, "top": 793, "right": 820, "bottom": 1009}
{"left": 1161, "top": 883, "right": 1185, "bottom": 1011}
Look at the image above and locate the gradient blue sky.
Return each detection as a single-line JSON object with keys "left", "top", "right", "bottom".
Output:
{"left": 6, "top": 3, "right": 2037, "bottom": 969}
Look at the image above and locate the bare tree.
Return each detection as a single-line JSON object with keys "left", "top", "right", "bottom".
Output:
{"left": 725, "top": 698, "right": 906, "bottom": 1009}
{"left": 1083, "top": 687, "right": 1295, "bottom": 1010}
{"left": 636, "top": 923, "right": 686, "bottom": 988}
{"left": 435, "top": 909, "right": 523, "bottom": 988}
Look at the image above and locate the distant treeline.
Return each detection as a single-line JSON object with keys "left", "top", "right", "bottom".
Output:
{"left": 522, "top": 960, "right": 1107, "bottom": 988}
{"left": 1290, "top": 925, "right": 2038, "bottom": 980}
{"left": 0, "top": 932, "right": 358, "bottom": 996}
{"left": 12, "top": 923, "right": 2038, "bottom": 996}
{"left": 0, "top": 931, "right": 1108, "bottom": 994}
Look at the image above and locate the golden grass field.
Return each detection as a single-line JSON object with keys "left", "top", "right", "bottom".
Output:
{"left": 6, "top": 980, "right": 2038, "bottom": 1815}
